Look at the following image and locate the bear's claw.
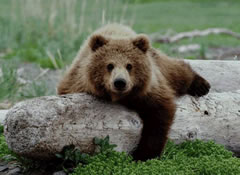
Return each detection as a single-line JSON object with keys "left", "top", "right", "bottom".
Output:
{"left": 187, "top": 74, "right": 210, "bottom": 97}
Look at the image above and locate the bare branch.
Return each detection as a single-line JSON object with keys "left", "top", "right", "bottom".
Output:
{"left": 152, "top": 28, "right": 240, "bottom": 43}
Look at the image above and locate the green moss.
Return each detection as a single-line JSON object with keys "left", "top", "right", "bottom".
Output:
{"left": 72, "top": 140, "right": 240, "bottom": 175}
{"left": 1, "top": 127, "right": 240, "bottom": 174}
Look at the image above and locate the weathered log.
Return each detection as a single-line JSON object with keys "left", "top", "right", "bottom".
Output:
{"left": 172, "top": 90, "right": 240, "bottom": 155}
{"left": 185, "top": 60, "right": 240, "bottom": 93}
{"left": 3, "top": 90, "right": 240, "bottom": 159}
{"left": 4, "top": 94, "right": 142, "bottom": 159}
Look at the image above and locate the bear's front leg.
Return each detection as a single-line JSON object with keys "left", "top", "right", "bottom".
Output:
{"left": 187, "top": 74, "right": 211, "bottom": 97}
{"left": 130, "top": 93, "right": 176, "bottom": 161}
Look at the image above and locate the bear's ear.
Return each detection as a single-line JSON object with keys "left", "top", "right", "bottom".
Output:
{"left": 132, "top": 34, "right": 150, "bottom": 53}
{"left": 89, "top": 35, "right": 108, "bottom": 52}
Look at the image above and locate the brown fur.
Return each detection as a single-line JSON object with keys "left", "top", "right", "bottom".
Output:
{"left": 57, "top": 24, "right": 210, "bottom": 161}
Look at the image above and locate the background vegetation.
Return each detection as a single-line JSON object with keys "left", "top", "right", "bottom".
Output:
{"left": 0, "top": 0, "right": 239, "bottom": 103}
{"left": 0, "top": 0, "right": 239, "bottom": 68}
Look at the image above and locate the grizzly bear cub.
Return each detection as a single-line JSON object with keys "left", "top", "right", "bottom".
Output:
{"left": 57, "top": 24, "right": 210, "bottom": 161}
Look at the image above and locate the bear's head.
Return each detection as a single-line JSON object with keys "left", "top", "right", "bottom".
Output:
{"left": 87, "top": 34, "right": 151, "bottom": 101}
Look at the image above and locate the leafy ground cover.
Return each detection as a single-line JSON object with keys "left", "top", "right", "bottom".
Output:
{"left": 71, "top": 140, "right": 240, "bottom": 175}
{"left": 1, "top": 128, "right": 240, "bottom": 175}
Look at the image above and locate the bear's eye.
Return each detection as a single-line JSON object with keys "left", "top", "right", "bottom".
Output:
{"left": 107, "top": 64, "right": 114, "bottom": 71}
{"left": 126, "top": 64, "right": 132, "bottom": 71}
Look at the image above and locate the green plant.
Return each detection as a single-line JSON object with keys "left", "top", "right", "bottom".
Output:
{"left": 56, "top": 145, "right": 90, "bottom": 172}
{"left": 19, "top": 81, "right": 51, "bottom": 99}
{"left": 199, "top": 44, "right": 207, "bottom": 59}
{"left": 0, "top": 0, "right": 134, "bottom": 69}
{"left": 0, "top": 125, "right": 15, "bottom": 161}
{"left": 1, "top": 129, "right": 240, "bottom": 175}
{"left": 94, "top": 136, "right": 117, "bottom": 153}
{"left": 0, "top": 62, "right": 53, "bottom": 103}
{"left": 0, "top": 125, "right": 3, "bottom": 134}
{"left": 72, "top": 140, "right": 240, "bottom": 175}
{"left": 55, "top": 136, "right": 116, "bottom": 173}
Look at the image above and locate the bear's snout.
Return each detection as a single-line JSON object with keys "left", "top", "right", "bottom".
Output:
{"left": 114, "top": 78, "right": 127, "bottom": 91}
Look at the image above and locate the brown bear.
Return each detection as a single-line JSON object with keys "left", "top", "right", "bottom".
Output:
{"left": 57, "top": 24, "right": 210, "bottom": 161}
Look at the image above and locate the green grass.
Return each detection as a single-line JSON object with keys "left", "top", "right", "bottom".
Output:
{"left": 0, "top": 63, "right": 20, "bottom": 102}
{"left": 72, "top": 140, "right": 240, "bottom": 175}
{"left": 0, "top": 0, "right": 132, "bottom": 68}
{"left": 0, "top": 135, "right": 11, "bottom": 159}
{"left": 130, "top": 0, "right": 240, "bottom": 56}
{"left": 0, "top": 0, "right": 239, "bottom": 68}
{"left": 132, "top": 0, "right": 240, "bottom": 33}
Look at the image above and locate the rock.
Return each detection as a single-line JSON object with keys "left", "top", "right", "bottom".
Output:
{"left": 0, "top": 165, "right": 8, "bottom": 172}
{"left": 6, "top": 167, "right": 21, "bottom": 175}
{"left": 4, "top": 94, "right": 142, "bottom": 159}
{"left": 0, "top": 161, "right": 22, "bottom": 175}
{"left": 0, "top": 103, "right": 12, "bottom": 110}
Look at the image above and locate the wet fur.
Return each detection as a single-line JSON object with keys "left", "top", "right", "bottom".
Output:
{"left": 57, "top": 24, "right": 210, "bottom": 161}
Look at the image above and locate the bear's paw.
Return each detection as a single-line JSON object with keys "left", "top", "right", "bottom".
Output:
{"left": 187, "top": 74, "right": 210, "bottom": 97}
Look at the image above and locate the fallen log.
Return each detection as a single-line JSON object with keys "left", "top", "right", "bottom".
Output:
{"left": 3, "top": 90, "right": 240, "bottom": 159}
{"left": 185, "top": 60, "right": 240, "bottom": 93}
{"left": 152, "top": 28, "right": 240, "bottom": 44}
{"left": 172, "top": 90, "right": 240, "bottom": 155}
{"left": 4, "top": 94, "right": 142, "bottom": 159}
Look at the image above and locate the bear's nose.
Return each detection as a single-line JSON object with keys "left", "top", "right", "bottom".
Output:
{"left": 114, "top": 78, "right": 126, "bottom": 91}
